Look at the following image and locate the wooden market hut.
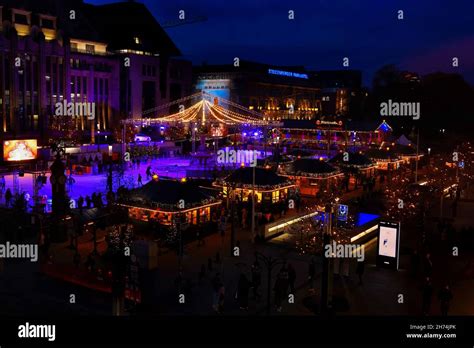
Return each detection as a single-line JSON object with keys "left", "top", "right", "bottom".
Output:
{"left": 364, "top": 147, "right": 404, "bottom": 171}
{"left": 117, "top": 178, "right": 222, "bottom": 227}
{"left": 329, "top": 152, "right": 377, "bottom": 189}
{"left": 279, "top": 158, "right": 344, "bottom": 197}
{"left": 213, "top": 167, "right": 295, "bottom": 207}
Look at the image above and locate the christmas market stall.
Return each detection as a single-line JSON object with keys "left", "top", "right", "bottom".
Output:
{"left": 364, "top": 147, "right": 404, "bottom": 171}
{"left": 279, "top": 158, "right": 344, "bottom": 197}
{"left": 117, "top": 177, "right": 222, "bottom": 229}
{"left": 329, "top": 152, "right": 377, "bottom": 190}
{"left": 213, "top": 166, "right": 296, "bottom": 208}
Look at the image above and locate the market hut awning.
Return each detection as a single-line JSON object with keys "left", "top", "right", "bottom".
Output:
{"left": 286, "top": 149, "right": 314, "bottom": 158}
{"left": 364, "top": 148, "right": 399, "bottom": 161}
{"left": 215, "top": 167, "right": 294, "bottom": 190}
{"left": 120, "top": 179, "right": 220, "bottom": 211}
{"left": 287, "top": 158, "right": 341, "bottom": 178}
{"left": 329, "top": 152, "right": 375, "bottom": 169}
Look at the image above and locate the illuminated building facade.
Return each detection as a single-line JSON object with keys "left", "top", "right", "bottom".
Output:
{"left": 194, "top": 61, "right": 363, "bottom": 121}
{"left": 194, "top": 61, "right": 321, "bottom": 121}
{"left": 0, "top": 0, "right": 192, "bottom": 155}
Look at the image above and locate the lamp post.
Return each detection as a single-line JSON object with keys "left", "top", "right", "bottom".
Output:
{"left": 414, "top": 127, "right": 420, "bottom": 183}
{"left": 255, "top": 251, "right": 286, "bottom": 315}
{"left": 321, "top": 203, "right": 334, "bottom": 315}
{"left": 230, "top": 182, "right": 237, "bottom": 257}
{"left": 251, "top": 165, "right": 256, "bottom": 242}
{"left": 192, "top": 124, "right": 197, "bottom": 154}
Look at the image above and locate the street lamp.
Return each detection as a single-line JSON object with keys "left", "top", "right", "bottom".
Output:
{"left": 251, "top": 165, "right": 256, "bottom": 242}
{"left": 255, "top": 251, "right": 286, "bottom": 315}
{"left": 321, "top": 203, "right": 334, "bottom": 315}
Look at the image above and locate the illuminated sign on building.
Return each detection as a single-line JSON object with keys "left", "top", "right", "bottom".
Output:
{"left": 268, "top": 69, "right": 309, "bottom": 79}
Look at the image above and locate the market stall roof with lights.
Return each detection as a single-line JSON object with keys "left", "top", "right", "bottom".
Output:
{"left": 213, "top": 167, "right": 296, "bottom": 204}
{"left": 118, "top": 178, "right": 221, "bottom": 212}
{"left": 286, "top": 149, "right": 314, "bottom": 158}
{"left": 217, "top": 167, "right": 293, "bottom": 188}
{"left": 286, "top": 158, "right": 342, "bottom": 178}
{"left": 364, "top": 147, "right": 399, "bottom": 161}
{"left": 329, "top": 152, "right": 375, "bottom": 169}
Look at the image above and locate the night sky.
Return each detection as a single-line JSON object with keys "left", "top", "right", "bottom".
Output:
{"left": 87, "top": 0, "right": 474, "bottom": 86}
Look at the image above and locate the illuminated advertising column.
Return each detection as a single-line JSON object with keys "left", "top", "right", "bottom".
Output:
{"left": 376, "top": 221, "right": 401, "bottom": 269}
{"left": 50, "top": 154, "right": 68, "bottom": 216}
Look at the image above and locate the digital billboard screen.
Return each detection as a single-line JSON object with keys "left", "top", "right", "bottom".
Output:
{"left": 3, "top": 140, "right": 38, "bottom": 162}
{"left": 378, "top": 225, "right": 398, "bottom": 258}
{"left": 377, "top": 221, "right": 401, "bottom": 269}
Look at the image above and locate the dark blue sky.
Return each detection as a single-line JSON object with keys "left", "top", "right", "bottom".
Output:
{"left": 88, "top": 0, "right": 474, "bottom": 86}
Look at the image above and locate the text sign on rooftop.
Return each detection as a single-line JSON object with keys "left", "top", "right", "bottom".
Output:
{"left": 268, "top": 69, "right": 309, "bottom": 79}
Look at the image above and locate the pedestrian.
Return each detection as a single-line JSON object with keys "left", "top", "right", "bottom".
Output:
{"left": 217, "top": 283, "right": 225, "bottom": 314}
{"left": 236, "top": 272, "right": 250, "bottom": 310}
{"left": 85, "top": 195, "right": 91, "bottom": 209}
{"left": 308, "top": 258, "right": 316, "bottom": 291}
{"left": 91, "top": 193, "right": 97, "bottom": 207}
{"left": 288, "top": 263, "right": 296, "bottom": 294}
{"left": 421, "top": 277, "right": 433, "bottom": 316}
{"left": 146, "top": 166, "right": 152, "bottom": 180}
{"left": 208, "top": 257, "right": 213, "bottom": 272}
{"left": 78, "top": 195, "right": 84, "bottom": 208}
{"left": 198, "top": 264, "right": 206, "bottom": 283}
{"left": 438, "top": 284, "right": 453, "bottom": 316}
{"left": 279, "top": 265, "right": 289, "bottom": 297}
{"left": 211, "top": 273, "right": 222, "bottom": 312}
{"left": 138, "top": 173, "right": 143, "bottom": 187}
{"left": 451, "top": 200, "right": 458, "bottom": 218}
{"left": 0, "top": 175, "right": 5, "bottom": 191}
{"left": 411, "top": 249, "right": 420, "bottom": 277}
{"left": 67, "top": 174, "right": 75, "bottom": 193}
{"left": 219, "top": 215, "right": 226, "bottom": 237}
{"left": 197, "top": 230, "right": 204, "bottom": 246}
{"left": 5, "top": 188, "right": 12, "bottom": 207}
{"left": 251, "top": 260, "right": 262, "bottom": 300}
{"left": 356, "top": 259, "right": 365, "bottom": 285}
{"left": 241, "top": 207, "right": 247, "bottom": 229}
{"left": 86, "top": 253, "right": 95, "bottom": 272}
{"left": 73, "top": 252, "right": 81, "bottom": 269}
{"left": 174, "top": 271, "right": 183, "bottom": 293}
{"left": 183, "top": 279, "right": 193, "bottom": 305}
{"left": 97, "top": 193, "right": 103, "bottom": 208}
{"left": 274, "top": 272, "right": 285, "bottom": 312}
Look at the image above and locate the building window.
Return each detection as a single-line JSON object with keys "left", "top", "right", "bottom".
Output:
{"left": 85, "top": 44, "right": 95, "bottom": 54}
{"left": 70, "top": 42, "right": 78, "bottom": 51}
